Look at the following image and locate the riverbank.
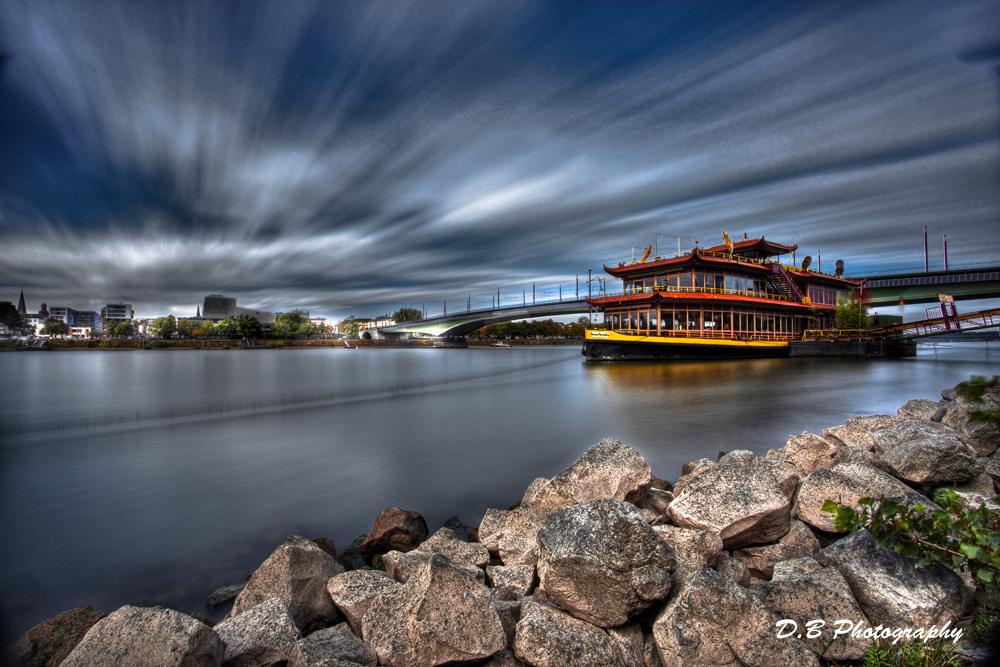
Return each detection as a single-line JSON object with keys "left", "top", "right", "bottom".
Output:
{"left": 0, "top": 338, "right": 583, "bottom": 351}
{"left": 11, "top": 379, "right": 999, "bottom": 666}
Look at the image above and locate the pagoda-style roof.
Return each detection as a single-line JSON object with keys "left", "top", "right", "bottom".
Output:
{"left": 702, "top": 236, "right": 797, "bottom": 258}
{"left": 604, "top": 251, "right": 773, "bottom": 278}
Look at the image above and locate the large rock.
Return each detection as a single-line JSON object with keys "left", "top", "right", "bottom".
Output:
{"left": 936, "top": 402, "right": 1000, "bottom": 457}
{"left": 667, "top": 451, "right": 791, "bottom": 549}
{"left": 419, "top": 527, "right": 490, "bottom": 568}
{"left": 652, "top": 568, "right": 819, "bottom": 667}
{"left": 527, "top": 439, "right": 653, "bottom": 513}
{"left": 213, "top": 597, "right": 301, "bottom": 667}
{"left": 763, "top": 565, "right": 870, "bottom": 661}
{"left": 326, "top": 570, "right": 400, "bottom": 637}
{"left": 818, "top": 530, "right": 973, "bottom": 629}
{"left": 983, "top": 449, "right": 1000, "bottom": 488}
{"left": 60, "top": 606, "right": 225, "bottom": 667}
{"left": 13, "top": 606, "right": 106, "bottom": 667}
{"left": 486, "top": 564, "right": 537, "bottom": 599}
{"left": 782, "top": 432, "right": 848, "bottom": 476}
{"left": 897, "top": 399, "right": 941, "bottom": 421}
{"left": 479, "top": 504, "right": 548, "bottom": 566}
{"left": 359, "top": 508, "right": 429, "bottom": 562}
{"left": 822, "top": 415, "right": 900, "bottom": 451}
{"left": 793, "top": 461, "right": 922, "bottom": 533}
{"left": 513, "top": 596, "right": 625, "bottom": 667}
{"left": 607, "top": 622, "right": 645, "bottom": 667}
{"left": 950, "top": 473, "right": 996, "bottom": 497}
{"left": 652, "top": 525, "right": 723, "bottom": 584}
{"left": 361, "top": 555, "right": 506, "bottom": 666}
{"left": 873, "top": 420, "right": 984, "bottom": 485}
{"left": 288, "top": 622, "right": 378, "bottom": 667}
{"left": 536, "top": 499, "right": 676, "bottom": 627}
{"left": 383, "top": 549, "right": 485, "bottom": 585}
{"left": 731, "top": 520, "right": 820, "bottom": 580}
{"left": 230, "top": 535, "right": 344, "bottom": 635}
{"left": 480, "top": 649, "right": 527, "bottom": 667}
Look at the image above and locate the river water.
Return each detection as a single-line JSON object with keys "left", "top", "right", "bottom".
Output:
{"left": 1, "top": 343, "right": 998, "bottom": 646}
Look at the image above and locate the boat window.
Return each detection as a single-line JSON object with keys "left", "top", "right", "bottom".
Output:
{"left": 650, "top": 311, "right": 658, "bottom": 331}
{"left": 678, "top": 273, "right": 692, "bottom": 289}
{"left": 612, "top": 313, "right": 620, "bottom": 330}
{"left": 722, "top": 312, "right": 732, "bottom": 331}
{"left": 638, "top": 311, "right": 647, "bottom": 330}
{"left": 645, "top": 279, "right": 656, "bottom": 290}
{"left": 629, "top": 312, "right": 638, "bottom": 330}
{"left": 674, "top": 310, "right": 686, "bottom": 330}
{"left": 694, "top": 273, "right": 705, "bottom": 289}
{"left": 689, "top": 311, "right": 702, "bottom": 330}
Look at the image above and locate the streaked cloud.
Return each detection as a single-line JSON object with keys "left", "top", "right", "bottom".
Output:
{"left": 1, "top": 0, "right": 997, "bottom": 318}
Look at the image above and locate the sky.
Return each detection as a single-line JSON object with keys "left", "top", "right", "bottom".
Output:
{"left": 1, "top": 0, "right": 998, "bottom": 322}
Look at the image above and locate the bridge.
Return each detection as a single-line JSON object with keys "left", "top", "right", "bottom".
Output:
{"left": 854, "top": 263, "right": 1000, "bottom": 307}
{"left": 378, "top": 298, "right": 591, "bottom": 342}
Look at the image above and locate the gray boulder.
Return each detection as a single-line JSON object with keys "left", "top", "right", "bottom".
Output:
{"left": 822, "top": 414, "right": 900, "bottom": 451}
{"left": 361, "top": 555, "right": 506, "bottom": 666}
{"left": 480, "top": 649, "right": 527, "bottom": 667}
{"left": 873, "top": 420, "right": 984, "bottom": 485}
{"left": 713, "top": 553, "right": 751, "bottom": 585}
{"left": 668, "top": 451, "right": 791, "bottom": 549}
{"left": 897, "top": 399, "right": 941, "bottom": 421}
{"left": 419, "top": 527, "right": 490, "bottom": 568}
{"left": 208, "top": 584, "right": 246, "bottom": 609}
{"left": 213, "top": 597, "right": 300, "bottom": 667}
{"left": 935, "top": 402, "right": 1000, "bottom": 457}
{"left": 672, "top": 458, "right": 715, "bottom": 495}
{"left": 771, "top": 556, "right": 823, "bottom": 580}
{"left": 383, "top": 549, "right": 485, "bottom": 585}
{"left": 818, "top": 530, "right": 973, "bottom": 629}
{"left": 486, "top": 564, "right": 537, "bottom": 599}
{"left": 12, "top": 606, "right": 106, "bottom": 667}
{"left": 359, "top": 508, "right": 429, "bottom": 563}
{"left": 652, "top": 524, "right": 723, "bottom": 584}
{"left": 60, "top": 606, "right": 225, "bottom": 667}
{"left": 652, "top": 569, "right": 819, "bottom": 667}
{"left": 513, "top": 596, "right": 625, "bottom": 667}
{"left": 288, "top": 622, "right": 378, "bottom": 667}
{"left": 479, "top": 504, "right": 548, "bottom": 566}
{"left": 782, "top": 432, "right": 848, "bottom": 475}
{"left": 528, "top": 439, "right": 653, "bottom": 513}
{"left": 607, "top": 622, "right": 645, "bottom": 667}
{"left": 230, "top": 535, "right": 344, "bottom": 635}
{"left": 763, "top": 566, "right": 870, "bottom": 661}
{"left": 949, "top": 473, "right": 996, "bottom": 497}
{"left": 983, "top": 449, "right": 1000, "bottom": 488}
{"left": 326, "top": 569, "right": 400, "bottom": 637}
{"left": 793, "top": 461, "right": 923, "bottom": 533}
{"left": 731, "top": 519, "right": 820, "bottom": 580}
{"left": 536, "top": 498, "right": 676, "bottom": 627}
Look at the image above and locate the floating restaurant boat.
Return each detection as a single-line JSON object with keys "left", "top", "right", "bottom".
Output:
{"left": 584, "top": 234, "right": 858, "bottom": 361}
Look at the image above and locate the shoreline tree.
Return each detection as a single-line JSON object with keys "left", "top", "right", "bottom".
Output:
{"left": 391, "top": 307, "right": 422, "bottom": 323}
{"left": 40, "top": 317, "right": 68, "bottom": 338}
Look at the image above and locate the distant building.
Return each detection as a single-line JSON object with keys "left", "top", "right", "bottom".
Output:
{"left": 100, "top": 303, "right": 133, "bottom": 332}
{"left": 201, "top": 294, "right": 276, "bottom": 325}
{"left": 17, "top": 290, "right": 26, "bottom": 315}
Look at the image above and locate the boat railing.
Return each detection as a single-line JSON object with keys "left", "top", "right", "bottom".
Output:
{"left": 612, "top": 285, "right": 802, "bottom": 303}
{"left": 610, "top": 328, "right": 794, "bottom": 342}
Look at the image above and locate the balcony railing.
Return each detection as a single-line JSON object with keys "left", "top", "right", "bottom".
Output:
{"left": 611, "top": 284, "right": 804, "bottom": 303}
{"left": 608, "top": 328, "right": 794, "bottom": 342}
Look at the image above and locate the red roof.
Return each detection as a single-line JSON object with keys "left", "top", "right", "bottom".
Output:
{"left": 604, "top": 252, "right": 772, "bottom": 277}
{"left": 702, "top": 236, "right": 797, "bottom": 255}
{"left": 587, "top": 291, "right": 834, "bottom": 310}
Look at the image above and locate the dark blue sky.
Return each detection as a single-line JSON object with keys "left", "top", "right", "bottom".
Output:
{"left": 1, "top": 0, "right": 998, "bottom": 320}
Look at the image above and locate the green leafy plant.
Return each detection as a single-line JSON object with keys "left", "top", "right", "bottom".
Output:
{"left": 822, "top": 489, "right": 1000, "bottom": 603}
{"left": 858, "top": 637, "right": 962, "bottom": 667}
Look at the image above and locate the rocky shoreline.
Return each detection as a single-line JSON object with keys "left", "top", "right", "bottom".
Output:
{"left": 12, "top": 381, "right": 1000, "bottom": 667}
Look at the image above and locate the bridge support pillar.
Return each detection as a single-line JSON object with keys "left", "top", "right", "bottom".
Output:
{"left": 433, "top": 335, "right": 468, "bottom": 348}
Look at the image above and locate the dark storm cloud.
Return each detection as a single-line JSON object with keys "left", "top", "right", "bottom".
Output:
{"left": 1, "top": 0, "right": 998, "bottom": 319}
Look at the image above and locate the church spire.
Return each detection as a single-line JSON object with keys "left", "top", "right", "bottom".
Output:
{"left": 197, "top": 305, "right": 201, "bottom": 318}
{"left": 17, "top": 289, "right": 26, "bottom": 315}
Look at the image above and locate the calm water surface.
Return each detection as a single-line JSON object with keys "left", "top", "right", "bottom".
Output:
{"left": 2, "top": 343, "right": 999, "bottom": 645}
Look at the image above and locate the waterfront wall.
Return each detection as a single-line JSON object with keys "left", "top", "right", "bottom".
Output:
{"left": 11, "top": 381, "right": 999, "bottom": 666}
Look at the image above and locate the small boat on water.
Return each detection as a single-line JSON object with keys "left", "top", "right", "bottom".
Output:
{"left": 491, "top": 342, "right": 510, "bottom": 347}
{"left": 584, "top": 233, "right": 857, "bottom": 361}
